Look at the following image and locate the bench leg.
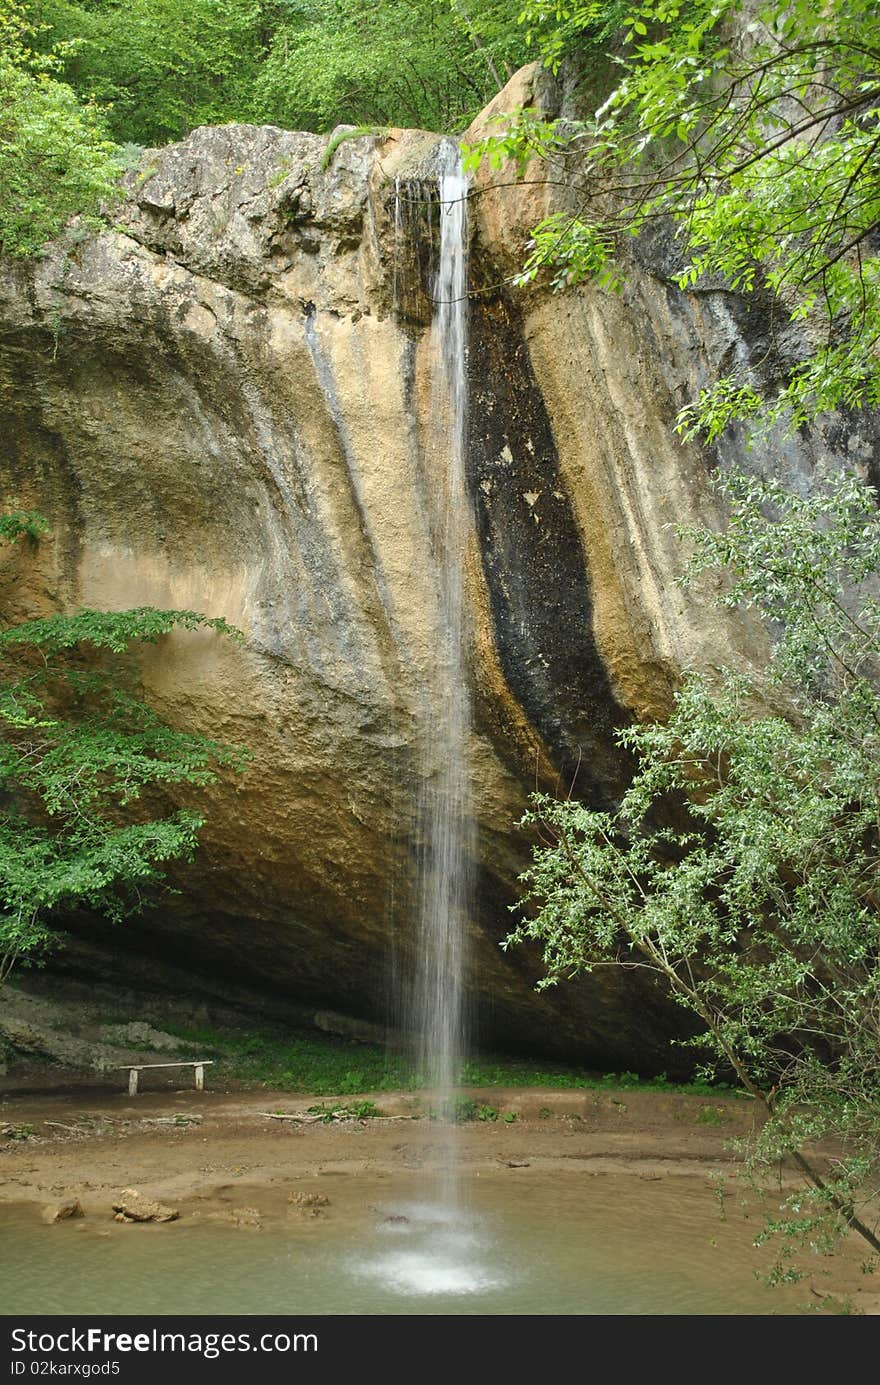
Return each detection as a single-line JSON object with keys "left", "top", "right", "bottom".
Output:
{"left": 194, "top": 1064, "right": 204, "bottom": 1092}
{"left": 128, "top": 1069, "right": 139, "bottom": 1097}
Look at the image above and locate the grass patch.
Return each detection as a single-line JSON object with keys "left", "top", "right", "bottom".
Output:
{"left": 1, "top": 1122, "right": 35, "bottom": 1141}
{"left": 695, "top": 1104, "right": 729, "bottom": 1126}
{"left": 458, "top": 1057, "right": 739, "bottom": 1097}
{"left": 268, "top": 161, "right": 291, "bottom": 189}
{"left": 320, "top": 125, "right": 388, "bottom": 171}
{"left": 306, "top": 1099, "right": 383, "bottom": 1122}
{"left": 156, "top": 1024, "right": 414, "bottom": 1094}
{"left": 154, "top": 1022, "right": 742, "bottom": 1099}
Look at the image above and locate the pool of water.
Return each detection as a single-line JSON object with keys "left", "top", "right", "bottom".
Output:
{"left": 0, "top": 1172, "right": 813, "bottom": 1315}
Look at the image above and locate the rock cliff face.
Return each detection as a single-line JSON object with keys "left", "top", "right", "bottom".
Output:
{"left": 2, "top": 68, "right": 877, "bottom": 1067}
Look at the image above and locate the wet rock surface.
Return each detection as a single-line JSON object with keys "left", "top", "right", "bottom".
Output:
{"left": 41, "top": 1199, "right": 84, "bottom": 1224}
{"left": 229, "top": 1205, "right": 262, "bottom": 1228}
{"left": 112, "top": 1189, "right": 179, "bottom": 1223}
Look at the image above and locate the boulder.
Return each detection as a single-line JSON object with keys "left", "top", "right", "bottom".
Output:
{"left": 112, "top": 1189, "right": 179, "bottom": 1223}
{"left": 41, "top": 1199, "right": 84, "bottom": 1224}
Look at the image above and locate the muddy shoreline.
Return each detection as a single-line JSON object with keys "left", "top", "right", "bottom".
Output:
{"left": 2, "top": 1085, "right": 878, "bottom": 1314}
{"left": 1, "top": 1086, "right": 758, "bottom": 1211}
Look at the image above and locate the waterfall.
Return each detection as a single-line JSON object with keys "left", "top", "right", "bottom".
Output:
{"left": 363, "top": 142, "right": 499, "bottom": 1299}
{"left": 392, "top": 176, "right": 402, "bottom": 320}
{"left": 412, "top": 140, "right": 474, "bottom": 1186}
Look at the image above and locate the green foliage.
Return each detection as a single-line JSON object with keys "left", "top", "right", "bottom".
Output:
{"left": 0, "top": 515, "right": 248, "bottom": 978}
{"left": 26, "top": 1, "right": 530, "bottom": 143}
{"left": 441, "top": 1095, "right": 478, "bottom": 1121}
{"left": 1, "top": 605, "right": 241, "bottom": 656}
{"left": 432, "top": 1099, "right": 515, "bottom": 1121}
{"left": 695, "top": 1105, "right": 728, "bottom": 1127}
{"left": 470, "top": 0, "right": 880, "bottom": 435}
{"left": 319, "top": 126, "right": 389, "bottom": 173}
{"left": 517, "top": 1, "right": 632, "bottom": 74}
{"left": 0, "top": 511, "right": 49, "bottom": 544}
{"left": 29, "top": 0, "right": 267, "bottom": 146}
{"left": 0, "top": 1122, "right": 35, "bottom": 1140}
{"left": 153, "top": 1020, "right": 735, "bottom": 1096}
{"left": 456, "top": 1055, "right": 733, "bottom": 1092}
{"left": 509, "top": 468, "right": 880, "bottom": 1259}
{"left": 168, "top": 1024, "right": 421, "bottom": 1093}
{"left": 250, "top": 0, "right": 529, "bottom": 134}
{"left": 1, "top": 0, "right": 529, "bottom": 242}
{"left": 512, "top": 209, "right": 623, "bottom": 292}
{"left": 306, "top": 1099, "right": 382, "bottom": 1121}
{"left": 0, "top": 0, "right": 120, "bottom": 256}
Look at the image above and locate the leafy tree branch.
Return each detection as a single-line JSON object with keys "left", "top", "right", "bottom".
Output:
{"left": 0, "top": 514, "right": 250, "bottom": 979}
{"left": 467, "top": 0, "right": 880, "bottom": 436}
{"left": 509, "top": 472, "right": 880, "bottom": 1264}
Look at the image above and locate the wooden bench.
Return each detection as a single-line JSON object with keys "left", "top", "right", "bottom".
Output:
{"left": 114, "top": 1061, "right": 214, "bottom": 1096}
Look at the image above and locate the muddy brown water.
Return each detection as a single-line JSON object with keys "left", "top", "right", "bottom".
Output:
{"left": 1, "top": 1089, "right": 874, "bottom": 1315}
{"left": 0, "top": 1170, "right": 860, "bottom": 1316}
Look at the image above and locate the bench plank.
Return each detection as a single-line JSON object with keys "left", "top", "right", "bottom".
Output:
{"left": 114, "top": 1060, "right": 214, "bottom": 1096}
{"left": 113, "top": 1062, "right": 214, "bottom": 1071}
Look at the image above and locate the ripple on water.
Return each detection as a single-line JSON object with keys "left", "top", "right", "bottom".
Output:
{"left": 355, "top": 1201, "right": 507, "bottom": 1297}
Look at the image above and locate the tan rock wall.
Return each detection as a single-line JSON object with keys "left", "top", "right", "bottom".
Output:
{"left": 2, "top": 89, "right": 872, "bottom": 1064}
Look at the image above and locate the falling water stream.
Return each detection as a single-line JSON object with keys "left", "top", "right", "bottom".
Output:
{"left": 413, "top": 139, "right": 474, "bottom": 1150}
{"left": 374, "top": 139, "right": 488, "bottom": 1294}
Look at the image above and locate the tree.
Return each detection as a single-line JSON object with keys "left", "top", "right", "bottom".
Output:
{"left": 0, "top": 0, "right": 120, "bottom": 256}
{"left": 29, "top": 0, "right": 268, "bottom": 147}
{"left": 469, "top": 0, "right": 880, "bottom": 437}
{"left": 509, "top": 470, "right": 880, "bottom": 1265}
{"left": 250, "top": 0, "right": 529, "bottom": 133}
{"left": 459, "top": 0, "right": 880, "bottom": 1269}
{"left": 0, "top": 512, "right": 249, "bottom": 980}
{"left": 27, "top": 1, "right": 530, "bottom": 143}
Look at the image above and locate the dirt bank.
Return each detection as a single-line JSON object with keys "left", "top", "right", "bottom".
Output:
{"left": 2, "top": 1085, "right": 760, "bottom": 1204}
